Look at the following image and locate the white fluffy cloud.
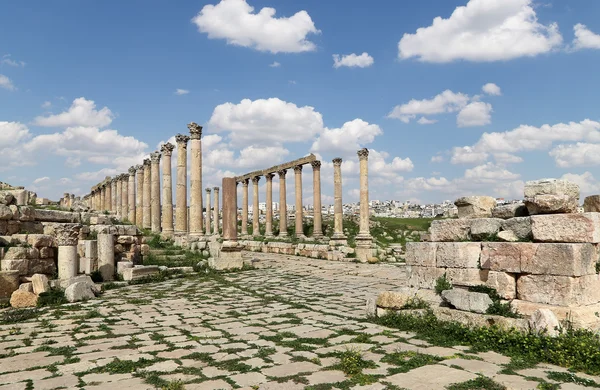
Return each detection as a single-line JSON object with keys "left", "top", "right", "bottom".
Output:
{"left": 388, "top": 90, "right": 470, "bottom": 123}
{"left": 332, "top": 52, "right": 374, "bottom": 68}
{"left": 417, "top": 117, "right": 438, "bottom": 125}
{"left": 1, "top": 55, "right": 25, "bottom": 67}
{"left": 560, "top": 172, "right": 600, "bottom": 195}
{"left": 482, "top": 83, "right": 502, "bottom": 96}
{"left": 457, "top": 102, "right": 492, "bottom": 127}
{"left": 451, "top": 146, "right": 489, "bottom": 165}
{"left": 0, "top": 74, "right": 15, "bottom": 91}
{"left": 175, "top": 89, "right": 190, "bottom": 95}
{"left": 549, "top": 143, "right": 600, "bottom": 168}
{"left": 311, "top": 119, "right": 382, "bottom": 155}
{"left": 236, "top": 145, "right": 290, "bottom": 168}
{"left": 192, "top": 0, "right": 320, "bottom": 54}
{"left": 398, "top": 0, "right": 563, "bottom": 62}
{"left": 0, "top": 121, "right": 30, "bottom": 148}
{"left": 209, "top": 98, "right": 324, "bottom": 146}
{"left": 33, "top": 98, "right": 114, "bottom": 128}
{"left": 571, "top": 24, "right": 600, "bottom": 50}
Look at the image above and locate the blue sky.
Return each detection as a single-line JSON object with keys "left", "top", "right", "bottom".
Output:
{"left": 2, "top": 0, "right": 600, "bottom": 204}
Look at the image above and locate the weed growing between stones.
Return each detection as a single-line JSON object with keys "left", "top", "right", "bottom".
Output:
{"left": 435, "top": 273, "right": 453, "bottom": 294}
{"left": 0, "top": 308, "right": 39, "bottom": 325}
{"left": 37, "top": 288, "right": 67, "bottom": 307}
{"left": 467, "top": 285, "right": 519, "bottom": 318}
{"left": 446, "top": 376, "right": 506, "bottom": 390}
{"left": 372, "top": 310, "right": 600, "bottom": 375}
{"left": 381, "top": 351, "right": 443, "bottom": 375}
{"left": 546, "top": 371, "right": 600, "bottom": 387}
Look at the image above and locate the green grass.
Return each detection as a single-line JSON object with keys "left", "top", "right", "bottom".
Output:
{"left": 381, "top": 351, "right": 443, "bottom": 375}
{"left": 446, "top": 376, "right": 506, "bottom": 390}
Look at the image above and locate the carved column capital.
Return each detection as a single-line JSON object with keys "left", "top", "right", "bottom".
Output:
{"left": 143, "top": 158, "right": 151, "bottom": 167}
{"left": 205, "top": 187, "right": 212, "bottom": 193}
{"left": 135, "top": 164, "right": 144, "bottom": 172}
{"left": 252, "top": 176, "right": 261, "bottom": 184}
{"left": 293, "top": 165, "right": 303, "bottom": 173}
{"left": 150, "top": 151, "right": 162, "bottom": 163}
{"left": 213, "top": 186, "right": 220, "bottom": 193}
{"left": 128, "top": 167, "right": 136, "bottom": 176}
{"left": 175, "top": 134, "right": 190, "bottom": 147}
{"left": 241, "top": 178, "right": 249, "bottom": 187}
{"left": 277, "top": 169, "right": 287, "bottom": 178}
{"left": 161, "top": 142, "right": 175, "bottom": 156}
{"left": 187, "top": 122, "right": 203, "bottom": 140}
{"left": 265, "top": 173, "right": 275, "bottom": 181}
{"left": 310, "top": 161, "right": 321, "bottom": 170}
{"left": 332, "top": 157, "right": 343, "bottom": 166}
{"left": 357, "top": 148, "right": 369, "bottom": 161}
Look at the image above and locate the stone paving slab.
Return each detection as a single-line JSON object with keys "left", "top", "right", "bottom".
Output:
{"left": 1, "top": 252, "right": 599, "bottom": 389}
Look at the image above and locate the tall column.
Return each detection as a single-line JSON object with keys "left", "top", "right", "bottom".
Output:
{"left": 311, "top": 161, "right": 323, "bottom": 238}
{"left": 98, "top": 233, "right": 115, "bottom": 281}
{"left": 205, "top": 188, "right": 212, "bottom": 234}
{"left": 135, "top": 165, "right": 144, "bottom": 227}
{"left": 252, "top": 176, "right": 260, "bottom": 236}
{"left": 278, "top": 170, "right": 288, "bottom": 237}
{"left": 265, "top": 174, "right": 274, "bottom": 237}
{"left": 142, "top": 159, "right": 152, "bottom": 229}
{"left": 111, "top": 178, "right": 117, "bottom": 213}
{"left": 121, "top": 174, "right": 128, "bottom": 220}
{"left": 161, "top": 143, "right": 175, "bottom": 237}
{"left": 332, "top": 158, "right": 346, "bottom": 240}
{"left": 106, "top": 180, "right": 112, "bottom": 212}
{"left": 188, "top": 123, "right": 203, "bottom": 236}
{"left": 213, "top": 187, "right": 220, "bottom": 235}
{"left": 115, "top": 175, "right": 122, "bottom": 219}
{"left": 241, "top": 179, "right": 249, "bottom": 236}
{"left": 150, "top": 151, "right": 162, "bottom": 233}
{"left": 222, "top": 178, "right": 238, "bottom": 242}
{"left": 128, "top": 167, "right": 136, "bottom": 224}
{"left": 294, "top": 165, "right": 305, "bottom": 238}
{"left": 175, "top": 134, "right": 190, "bottom": 234}
{"left": 101, "top": 184, "right": 106, "bottom": 212}
{"left": 357, "top": 148, "right": 372, "bottom": 240}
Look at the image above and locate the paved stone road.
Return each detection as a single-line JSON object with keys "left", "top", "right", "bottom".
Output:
{"left": 1, "top": 252, "right": 599, "bottom": 389}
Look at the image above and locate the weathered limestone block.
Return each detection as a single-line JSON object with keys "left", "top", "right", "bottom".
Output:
{"left": 524, "top": 179, "right": 580, "bottom": 215}
{"left": 6, "top": 220, "right": 20, "bottom": 235}
{"left": 42, "top": 223, "right": 82, "bottom": 246}
{"left": 83, "top": 240, "right": 98, "bottom": 259}
{"left": 34, "top": 209, "right": 81, "bottom": 223}
{"left": 4, "top": 247, "right": 28, "bottom": 259}
{"left": 26, "top": 234, "right": 55, "bottom": 248}
{"left": 17, "top": 206, "right": 36, "bottom": 222}
{"left": 90, "top": 215, "right": 111, "bottom": 225}
{"left": 19, "top": 283, "right": 33, "bottom": 293}
{"left": 140, "top": 244, "right": 150, "bottom": 256}
{"left": 405, "top": 242, "right": 437, "bottom": 267}
{"left": 445, "top": 268, "right": 489, "bottom": 287}
{"left": 531, "top": 213, "right": 600, "bottom": 243}
{"left": 511, "top": 300, "right": 600, "bottom": 330}
{"left": 492, "top": 203, "right": 529, "bottom": 219}
{"left": 454, "top": 196, "right": 496, "bottom": 219}
{"left": 117, "top": 235, "right": 135, "bottom": 245}
{"left": 65, "top": 281, "right": 95, "bottom": 303}
{"left": 583, "top": 195, "right": 600, "bottom": 212}
{"left": 429, "top": 219, "right": 472, "bottom": 242}
{"left": 441, "top": 289, "right": 493, "bottom": 314}
{"left": 29, "top": 259, "right": 56, "bottom": 275}
{"left": 485, "top": 271, "right": 517, "bottom": 300}
{"left": 407, "top": 266, "right": 444, "bottom": 289}
{"left": 521, "top": 243, "right": 596, "bottom": 276}
{"left": 0, "top": 220, "right": 6, "bottom": 235}
{"left": 517, "top": 274, "right": 600, "bottom": 306}
{"left": 529, "top": 309, "right": 560, "bottom": 336}
{"left": 500, "top": 217, "right": 532, "bottom": 241}
{"left": 1, "top": 259, "right": 29, "bottom": 275}
{"left": 497, "top": 230, "right": 519, "bottom": 242}
{"left": 39, "top": 247, "right": 54, "bottom": 259}
{"left": 376, "top": 291, "right": 411, "bottom": 309}
{"left": 117, "top": 261, "right": 133, "bottom": 276}
{"left": 122, "top": 266, "right": 160, "bottom": 281}
{"left": 436, "top": 242, "right": 481, "bottom": 269}
{"left": 79, "top": 257, "right": 97, "bottom": 274}
{"left": 480, "top": 242, "right": 535, "bottom": 273}
{"left": 0, "top": 205, "right": 12, "bottom": 220}
{"left": 31, "top": 274, "right": 50, "bottom": 295}
{"left": 10, "top": 289, "right": 38, "bottom": 308}
{"left": 20, "top": 222, "right": 43, "bottom": 234}
{"left": 470, "top": 218, "right": 503, "bottom": 240}
{"left": 0, "top": 270, "right": 20, "bottom": 298}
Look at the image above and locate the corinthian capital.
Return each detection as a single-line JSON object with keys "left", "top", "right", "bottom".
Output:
{"left": 357, "top": 148, "right": 369, "bottom": 161}
{"left": 311, "top": 161, "right": 321, "bottom": 170}
{"left": 277, "top": 169, "right": 287, "bottom": 178}
{"left": 161, "top": 142, "right": 175, "bottom": 156}
{"left": 128, "top": 166, "right": 136, "bottom": 176}
{"left": 294, "top": 165, "right": 303, "bottom": 173}
{"left": 143, "top": 158, "right": 151, "bottom": 167}
{"left": 332, "top": 157, "right": 342, "bottom": 166}
{"left": 188, "top": 122, "right": 203, "bottom": 140}
{"left": 175, "top": 134, "right": 190, "bottom": 146}
{"left": 135, "top": 164, "right": 144, "bottom": 173}
{"left": 150, "top": 151, "right": 162, "bottom": 163}
{"left": 252, "top": 176, "right": 261, "bottom": 184}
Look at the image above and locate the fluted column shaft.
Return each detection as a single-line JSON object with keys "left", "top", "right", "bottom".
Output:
{"left": 278, "top": 170, "right": 288, "bottom": 237}
{"left": 213, "top": 187, "right": 220, "bottom": 235}
{"left": 121, "top": 176, "right": 129, "bottom": 220}
{"left": 115, "top": 176, "right": 122, "bottom": 219}
{"left": 175, "top": 135, "right": 190, "bottom": 234}
{"left": 205, "top": 188, "right": 212, "bottom": 234}
{"left": 252, "top": 177, "right": 260, "bottom": 236}
{"left": 332, "top": 158, "right": 345, "bottom": 239}
{"left": 358, "top": 148, "right": 372, "bottom": 238}
{"left": 311, "top": 161, "right": 323, "bottom": 238}
{"left": 150, "top": 152, "right": 162, "bottom": 233}
{"left": 265, "top": 174, "right": 274, "bottom": 237}
{"left": 241, "top": 179, "right": 249, "bottom": 235}
{"left": 106, "top": 182, "right": 112, "bottom": 212}
{"left": 135, "top": 166, "right": 144, "bottom": 227}
{"left": 161, "top": 143, "right": 174, "bottom": 236}
{"left": 101, "top": 186, "right": 107, "bottom": 212}
{"left": 111, "top": 179, "right": 117, "bottom": 213}
{"left": 294, "top": 166, "right": 304, "bottom": 238}
{"left": 188, "top": 123, "right": 203, "bottom": 236}
{"left": 142, "top": 159, "right": 151, "bottom": 229}
{"left": 128, "top": 168, "right": 136, "bottom": 223}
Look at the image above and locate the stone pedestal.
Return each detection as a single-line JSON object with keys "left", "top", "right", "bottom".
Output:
{"left": 265, "top": 174, "right": 274, "bottom": 237}
{"left": 241, "top": 179, "right": 249, "bottom": 236}
{"left": 175, "top": 134, "right": 190, "bottom": 234}
{"left": 150, "top": 151, "right": 162, "bottom": 233}
{"left": 135, "top": 165, "right": 144, "bottom": 227}
{"left": 278, "top": 170, "right": 288, "bottom": 237}
{"left": 142, "top": 159, "right": 152, "bottom": 229}
{"left": 97, "top": 233, "right": 115, "bottom": 281}
{"left": 311, "top": 161, "right": 323, "bottom": 238}
{"left": 189, "top": 123, "right": 203, "bottom": 236}
{"left": 161, "top": 143, "right": 175, "bottom": 237}
{"left": 211, "top": 177, "right": 243, "bottom": 270}
{"left": 128, "top": 167, "right": 136, "bottom": 224}
{"left": 332, "top": 158, "right": 347, "bottom": 243}
{"left": 205, "top": 188, "right": 212, "bottom": 234}
{"left": 213, "top": 187, "right": 220, "bottom": 235}
{"left": 294, "top": 165, "right": 305, "bottom": 238}
{"left": 58, "top": 246, "right": 78, "bottom": 279}
{"left": 252, "top": 176, "right": 261, "bottom": 236}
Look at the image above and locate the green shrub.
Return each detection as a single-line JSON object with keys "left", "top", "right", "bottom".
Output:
{"left": 468, "top": 285, "right": 519, "bottom": 318}
{"left": 435, "top": 273, "right": 453, "bottom": 294}
{"left": 37, "top": 289, "right": 67, "bottom": 307}
{"left": 90, "top": 270, "right": 103, "bottom": 283}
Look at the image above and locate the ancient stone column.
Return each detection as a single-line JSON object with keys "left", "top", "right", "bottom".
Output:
{"left": 142, "top": 159, "right": 152, "bottom": 229}
{"left": 205, "top": 188, "right": 212, "bottom": 234}
{"left": 175, "top": 134, "right": 190, "bottom": 234}
{"left": 116, "top": 175, "right": 123, "bottom": 219}
{"left": 150, "top": 151, "right": 162, "bottom": 233}
{"left": 241, "top": 179, "right": 249, "bottom": 236}
{"left": 97, "top": 233, "right": 115, "bottom": 281}
{"left": 278, "top": 170, "right": 288, "bottom": 237}
{"left": 100, "top": 185, "right": 106, "bottom": 212}
{"left": 294, "top": 165, "right": 305, "bottom": 238}
{"left": 106, "top": 180, "right": 112, "bottom": 212}
{"left": 121, "top": 175, "right": 128, "bottom": 220}
{"left": 332, "top": 158, "right": 346, "bottom": 240}
{"left": 111, "top": 178, "right": 117, "bottom": 213}
{"left": 213, "top": 187, "right": 220, "bottom": 235}
{"left": 161, "top": 143, "right": 175, "bottom": 237}
{"left": 135, "top": 165, "right": 144, "bottom": 227}
{"left": 222, "top": 178, "right": 238, "bottom": 242}
{"left": 252, "top": 176, "right": 260, "bottom": 236}
{"left": 56, "top": 224, "right": 80, "bottom": 279}
{"left": 128, "top": 167, "right": 136, "bottom": 223}
{"left": 188, "top": 123, "right": 203, "bottom": 236}
{"left": 357, "top": 148, "right": 372, "bottom": 240}
{"left": 265, "top": 173, "right": 274, "bottom": 237}
{"left": 311, "top": 161, "right": 323, "bottom": 238}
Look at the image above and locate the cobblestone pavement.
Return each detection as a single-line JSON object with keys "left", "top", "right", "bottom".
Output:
{"left": 1, "top": 252, "right": 599, "bottom": 389}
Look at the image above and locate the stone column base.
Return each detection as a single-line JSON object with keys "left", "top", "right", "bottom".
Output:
{"left": 209, "top": 241, "right": 243, "bottom": 270}
{"left": 355, "top": 236, "right": 375, "bottom": 263}
{"left": 329, "top": 236, "right": 348, "bottom": 246}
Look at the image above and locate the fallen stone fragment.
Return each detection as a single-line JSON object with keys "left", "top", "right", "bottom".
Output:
{"left": 529, "top": 309, "right": 560, "bottom": 337}
{"left": 376, "top": 291, "right": 411, "bottom": 309}
{"left": 65, "top": 281, "right": 95, "bottom": 303}
{"left": 492, "top": 203, "right": 529, "bottom": 219}
{"left": 31, "top": 273, "right": 50, "bottom": 295}
{"left": 454, "top": 196, "right": 497, "bottom": 219}
{"left": 10, "top": 289, "right": 38, "bottom": 308}
{"left": 524, "top": 179, "right": 579, "bottom": 215}
{"left": 441, "top": 289, "right": 493, "bottom": 314}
